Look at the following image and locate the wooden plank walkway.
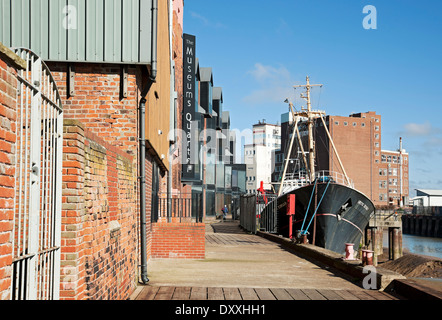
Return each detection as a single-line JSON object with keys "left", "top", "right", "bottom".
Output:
{"left": 135, "top": 286, "right": 401, "bottom": 300}
{"left": 138, "top": 222, "right": 406, "bottom": 301}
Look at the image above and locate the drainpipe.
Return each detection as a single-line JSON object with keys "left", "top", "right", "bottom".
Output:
{"left": 139, "top": 0, "right": 158, "bottom": 285}
{"left": 168, "top": 0, "right": 174, "bottom": 221}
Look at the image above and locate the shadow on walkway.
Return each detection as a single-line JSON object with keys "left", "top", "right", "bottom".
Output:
{"left": 210, "top": 220, "right": 244, "bottom": 234}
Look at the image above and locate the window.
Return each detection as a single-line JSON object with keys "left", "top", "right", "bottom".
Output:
{"left": 381, "top": 155, "right": 386, "bottom": 163}
{"left": 344, "top": 122, "right": 348, "bottom": 126}
{"left": 375, "top": 142, "right": 379, "bottom": 148}
{"left": 375, "top": 134, "right": 379, "bottom": 139}
{"left": 335, "top": 121, "right": 339, "bottom": 125}
{"left": 375, "top": 126, "right": 379, "bottom": 131}
{"left": 361, "top": 123, "right": 365, "bottom": 127}
{"left": 353, "top": 122, "right": 357, "bottom": 127}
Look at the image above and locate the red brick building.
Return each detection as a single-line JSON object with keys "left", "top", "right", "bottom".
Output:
{"left": 0, "top": 0, "right": 205, "bottom": 301}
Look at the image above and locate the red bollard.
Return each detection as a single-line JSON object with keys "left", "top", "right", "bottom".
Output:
{"left": 302, "top": 234, "right": 308, "bottom": 244}
{"left": 361, "top": 249, "right": 367, "bottom": 265}
{"left": 344, "top": 243, "right": 355, "bottom": 260}
{"left": 361, "top": 249, "right": 374, "bottom": 266}
{"left": 365, "top": 250, "right": 374, "bottom": 266}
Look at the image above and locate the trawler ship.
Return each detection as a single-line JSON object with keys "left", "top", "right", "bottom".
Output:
{"left": 270, "top": 76, "right": 375, "bottom": 254}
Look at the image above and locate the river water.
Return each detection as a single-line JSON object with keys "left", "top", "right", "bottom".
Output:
{"left": 383, "top": 231, "right": 442, "bottom": 259}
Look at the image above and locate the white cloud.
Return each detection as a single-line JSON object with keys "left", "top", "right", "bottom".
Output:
{"left": 403, "top": 122, "right": 432, "bottom": 136}
{"left": 190, "top": 11, "right": 209, "bottom": 25}
{"left": 248, "top": 63, "right": 291, "bottom": 83}
{"left": 243, "top": 86, "right": 294, "bottom": 105}
{"left": 243, "top": 63, "right": 295, "bottom": 105}
{"left": 190, "top": 11, "right": 226, "bottom": 29}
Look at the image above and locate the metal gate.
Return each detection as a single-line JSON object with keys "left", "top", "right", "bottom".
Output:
{"left": 11, "top": 48, "right": 63, "bottom": 300}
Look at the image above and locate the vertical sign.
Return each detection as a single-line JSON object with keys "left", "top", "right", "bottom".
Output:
{"left": 182, "top": 34, "right": 196, "bottom": 180}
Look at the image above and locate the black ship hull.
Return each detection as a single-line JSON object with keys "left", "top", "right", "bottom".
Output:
{"left": 275, "top": 182, "right": 375, "bottom": 254}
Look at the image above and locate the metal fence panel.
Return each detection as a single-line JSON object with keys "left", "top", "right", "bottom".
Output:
{"left": 154, "top": 193, "right": 203, "bottom": 223}
{"left": 258, "top": 196, "right": 278, "bottom": 234}
{"left": 239, "top": 195, "right": 257, "bottom": 234}
{"left": 12, "top": 48, "right": 63, "bottom": 300}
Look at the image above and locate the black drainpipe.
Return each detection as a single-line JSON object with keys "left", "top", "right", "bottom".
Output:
{"left": 139, "top": 0, "right": 158, "bottom": 285}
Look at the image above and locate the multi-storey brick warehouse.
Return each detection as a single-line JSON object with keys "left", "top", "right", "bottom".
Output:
{"left": 276, "top": 111, "right": 409, "bottom": 207}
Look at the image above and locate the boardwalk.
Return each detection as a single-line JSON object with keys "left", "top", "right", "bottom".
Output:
{"left": 135, "top": 285, "right": 398, "bottom": 300}
{"left": 134, "top": 220, "right": 402, "bottom": 300}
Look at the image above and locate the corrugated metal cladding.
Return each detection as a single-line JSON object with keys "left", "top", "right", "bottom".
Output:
{"left": 0, "top": 0, "right": 152, "bottom": 64}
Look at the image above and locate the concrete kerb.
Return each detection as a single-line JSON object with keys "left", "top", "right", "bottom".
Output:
{"left": 256, "top": 230, "right": 406, "bottom": 291}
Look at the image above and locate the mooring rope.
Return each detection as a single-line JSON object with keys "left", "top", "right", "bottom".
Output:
{"left": 300, "top": 178, "right": 317, "bottom": 233}
{"left": 302, "top": 179, "right": 331, "bottom": 235}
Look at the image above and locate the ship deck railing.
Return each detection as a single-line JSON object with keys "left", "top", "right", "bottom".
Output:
{"left": 282, "top": 170, "right": 354, "bottom": 189}
{"left": 314, "top": 170, "right": 354, "bottom": 189}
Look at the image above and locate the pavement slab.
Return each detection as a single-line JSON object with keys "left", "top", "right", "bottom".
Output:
{"left": 145, "top": 220, "right": 365, "bottom": 290}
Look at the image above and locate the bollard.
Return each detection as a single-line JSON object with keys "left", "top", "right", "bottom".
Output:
{"left": 302, "top": 234, "right": 308, "bottom": 244}
{"left": 344, "top": 243, "right": 355, "bottom": 260}
{"left": 365, "top": 250, "right": 374, "bottom": 265}
{"left": 361, "top": 249, "right": 367, "bottom": 266}
{"left": 362, "top": 249, "right": 374, "bottom": 266}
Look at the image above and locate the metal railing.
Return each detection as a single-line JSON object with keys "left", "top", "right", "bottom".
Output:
{"left": 280, "top": 170, "right": 354, "bottom": 195}
{"left": 239, "top": 195, "right": 257, "bottom": 233}
{"left": 412, "top": 206, "right": 442, "bottom": 216}
{"left": 258, "top": 195, "right": 278, "bottom": 233}
{"left": 153, "top": 193, "right": 203, "bottom": 223}
{"left": 240, "top": 194, "right": 278, "bottom": 234}
{"left": 12, "top": 48, "right": 63, "bottom": 300}
{"left": 314, "top": 170, "right": 354, "bottom": 188}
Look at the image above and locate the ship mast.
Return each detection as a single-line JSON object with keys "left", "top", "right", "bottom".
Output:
{"left": 293, "top": 76, "right": 323, "bottom": 182}
{"left": 277, "top": 76, "right": 353, "bottom": 196}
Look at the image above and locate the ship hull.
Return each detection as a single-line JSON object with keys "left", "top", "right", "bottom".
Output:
{"left": 275, "top": 182, "right": 375, "bottom": 254}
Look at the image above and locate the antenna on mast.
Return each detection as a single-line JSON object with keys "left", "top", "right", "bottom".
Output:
{"left": 293, "top": 76, "right": 323, "bottom": 182}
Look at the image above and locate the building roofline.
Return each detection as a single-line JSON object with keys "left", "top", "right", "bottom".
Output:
{"left": 381, "top": 149, "right": 409, "bottom": 155}
{"left": 253, "top": 123, "right": 280, "bottom": 127}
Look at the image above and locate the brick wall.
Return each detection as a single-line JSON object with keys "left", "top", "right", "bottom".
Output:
{"left": 47, "top": 63, "right": 141, "bottom": 159}
{"left": 0, "top": 44, "right": 25, "bottom": 300}
{"left": 48, "top": 61, "right": 178, "bottom": 299}
{"left": 62, "top": 120, "right": 137, "bottom": 300}
{"left": 152, "top": 223, "right": 205, "bottom": 259}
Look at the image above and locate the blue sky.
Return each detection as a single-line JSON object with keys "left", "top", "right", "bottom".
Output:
{"left": 182, "top": 0, "right": 442, "bottom": 198}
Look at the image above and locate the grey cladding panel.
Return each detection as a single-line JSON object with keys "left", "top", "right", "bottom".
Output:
{"left": 0, "top": 0, "right": 152, "bottom": 64}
